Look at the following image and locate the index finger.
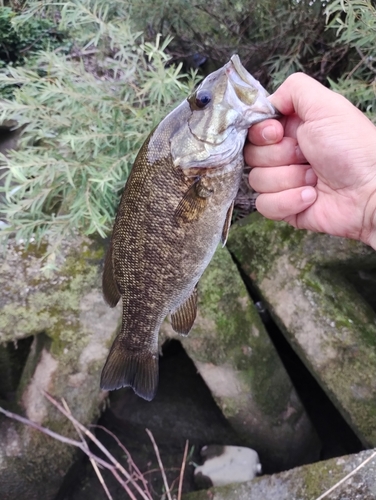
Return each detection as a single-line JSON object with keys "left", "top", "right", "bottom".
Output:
{"left": 248, "top": 118, "right": 284, "bottom": 146}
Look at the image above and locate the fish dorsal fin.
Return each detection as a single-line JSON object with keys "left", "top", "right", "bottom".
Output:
{"left": 221, "top": 201, "right": 234, "bottom": 247}
{"left": 102, "top": 245, "right": 121, "bottom": 307}
{"left": 175, "top": 177, "right": 214, "bottom": 223}
{"left": 171, "top": 285, "right": 198, "bottom": 336}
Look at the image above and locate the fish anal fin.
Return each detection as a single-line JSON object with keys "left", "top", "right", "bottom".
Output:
{"left": 171, "top": 286, "right": 198, "bottom": 336}
{"left": 221, "top": 201, "right": 234, "bottom": 247}
{"left": 102, "top": 246, "right": 121, "bottom": 307}
{"left": 175, "top": 177, "right": 214, "bottom": 223}
{"left": 100, "top": 338, "right": 159, "bottom": 401}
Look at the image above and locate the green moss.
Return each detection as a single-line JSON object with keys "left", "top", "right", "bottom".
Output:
{"left": 297, "top": 269, "right": 376, "bottom": 443}
{"left": 301, "top": 270, "right": 325, "bottom": 294}
{"left": 228, "top": 214, "right": 309, "bottom": 287}
{"left": 191, "top": 245, "right": 295, "bottom": 420}
{"left": 228, "top": 214, "right": 276, "bottom": 279}
{"left": 229, "top": 213, "right": 376, "bottom": 445}
{"left": 0, "top": 237, "right": 103, "bottom": 357}
{"left": 295, "top": 459, "right": 345, "bottom": 499}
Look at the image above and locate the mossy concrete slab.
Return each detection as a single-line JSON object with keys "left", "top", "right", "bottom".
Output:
{"left": 183, "top": 448, "right": 376, "bottom": 500}
{"left": 161, "top": 245, "right": 320, "bottom": 472}
{"left": 228, "top": 212, "right": 376, "bottom": 447}
{"left": 0, "top": 237, "right": 121, "bottom": 500}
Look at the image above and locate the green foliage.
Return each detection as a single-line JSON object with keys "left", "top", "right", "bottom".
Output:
{"left": 128, "top": 0, "right": 376, "bottom": 106}
{"left": 0, "top": 5, "right": 68, "bottom": 98}
{"left": 0, "top": 0, "right": 375, "bottom": 252}
{"left": 0, "top": 6, "right": 65, "bottom": 65}
{"left": 325, "top": 0, "right": 376, "bottom": 120}
{"left": 0, "top": 1, "right": 198, "bottom": 247}
{"left": 127, "top": 0, "right": 336, "bottom": 89}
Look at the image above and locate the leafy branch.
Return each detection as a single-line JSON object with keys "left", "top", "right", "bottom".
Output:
{"left": 0, "top": 0, "right": 198, "bottom": 249}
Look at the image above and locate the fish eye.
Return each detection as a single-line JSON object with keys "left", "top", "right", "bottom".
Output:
{"left": 195, "top": 89, "right": 212, "bottom": 109}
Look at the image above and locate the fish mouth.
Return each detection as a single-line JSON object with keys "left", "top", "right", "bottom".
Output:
{"left": 230, "top": 55, "right": 258, "bottom": 88}
{"left": 228, "top": 54, "right": 280, "bottom": 119}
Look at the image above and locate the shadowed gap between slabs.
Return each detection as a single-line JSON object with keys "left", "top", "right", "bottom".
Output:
{"left": 55, "top": 339, "right": 242, "bottom": 500}
{"left": 343, "top": 268, "right": 376, "bottom": 314}
{"left": 0, "top": 335, "right": 34, "bottom": 402}
{"left": 229, "top": 252, "right": 364, "bottom": 461}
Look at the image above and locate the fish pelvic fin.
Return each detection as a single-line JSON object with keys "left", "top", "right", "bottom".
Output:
{"left": 221, "top": 201, "right": 234, "bottom": 247}
{"left": 100, "top": 340, "right": 159, "bottom": 401}
{"left": 102, "top": 245, "right": 121, "bottom": 307}
{"left": 171, "top": 285, "right": 198, "bottom": 336}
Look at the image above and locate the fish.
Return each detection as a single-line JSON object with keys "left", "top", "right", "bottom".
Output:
{"left": 101, "top": 55, "right": 278, "bottom": 401}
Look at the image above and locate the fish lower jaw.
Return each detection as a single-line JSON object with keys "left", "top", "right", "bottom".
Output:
{"left": 178, "top": 132, "right": 245, "bottom": 173}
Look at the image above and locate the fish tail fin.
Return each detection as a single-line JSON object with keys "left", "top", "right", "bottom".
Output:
{"left": 100, "top": 338, "right": 159, "bottom": 401}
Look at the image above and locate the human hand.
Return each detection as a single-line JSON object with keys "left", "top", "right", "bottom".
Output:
{"left": 245, "top": 73, "right": 376, "bottom": 250}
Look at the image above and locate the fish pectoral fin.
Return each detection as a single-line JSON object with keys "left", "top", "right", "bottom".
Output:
{"left": 221, "top": 201, "right": 234, "bottom": 247}
{"left": 171, "top": 286, "right": 198, "bottom": 336}
{"left": 100, "top": 338, "right": 159, "bottom": 401}
{"left": 174, "top": 177, "right": 213, "bottom": 223}
{"left": 102, "top": 245, "right": 121, "bottom": 307}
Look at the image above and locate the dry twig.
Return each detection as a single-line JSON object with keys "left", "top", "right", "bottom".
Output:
{"left": 146, "top": 428, "right": 173, "bottom": 500}
{"left": 177, "top": 440, "right": 189, "bottom": 500}
{"left": 43, "top": 392, "right": 152, "bottom": 500}
{"left": 91, "top": 424, "right": 150, "bottom": 492}
{"left": 314, "top": 450, "right": 376, "bottom": 500}
{"left": 0, "top": 393, "right": 189, "bottom": 500}
{"left": 90, "top": 457, "right": 113, "bottom": 500}
{"left": 0, "top": 394, "right": 153, "bottom": 500}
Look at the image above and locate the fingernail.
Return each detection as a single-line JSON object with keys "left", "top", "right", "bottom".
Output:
{"left": 262, "top": 125, "right": 277, "bottom": 142}
{"left": 305, "top": 168, "right": 316, "bottom": 185}
{"left": 301, "top": 187, "right": 316, "bottom": 203}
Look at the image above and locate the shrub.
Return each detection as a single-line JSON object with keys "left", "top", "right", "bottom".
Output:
{"left": 0, "top": 0, "right": 198, "bottom": 249}
{"left": 0, "top": 0, "right": 375, "bottom": 253}
{"left": 325, "top": 0, "right": 376, "bottom": 121}
{"left": 0, "top": 5, "right": 66, "bottom": 66}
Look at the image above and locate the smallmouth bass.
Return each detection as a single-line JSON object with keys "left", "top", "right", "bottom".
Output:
{"left": 101, "top": 55, "right": 278, "bottom": 400}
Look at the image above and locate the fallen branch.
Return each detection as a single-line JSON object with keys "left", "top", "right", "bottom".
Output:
{"left": 0, "top": 393, "right": 189, "bottom": 500}
{"left": 146, "top": 428, "right": 173, "bottom": 500}
{"left": 91, "top": 423, "right": 150, "bottom": 493}
{"left": 315, "top": 450, "right": 376, "bottom": 500}
{"left": 0, "top": 396, "right": 152, "bottom": 500}
{"left": 43, "top": 391, "right": 152, "bottom": 500}
{"left": 90, "top": 457, "right": 113, "bottom": 500}
{"left": 177, "top": 440, "right": 189, "bottom": 500}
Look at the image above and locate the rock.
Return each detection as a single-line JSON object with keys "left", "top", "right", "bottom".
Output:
{"left": 228, "top": 213, "right": 376, "bottom": 447}
{"left": 194, "top": 445, "right": 261, "bottom": 488}
{"left": 0, "top": 237, "right": 121, "bottom": 500}
{"left": 184, "top": 448, "right": 376, "bottom": 500}
{"left": 161, "top": 245, "right": 321, "bottom": 472}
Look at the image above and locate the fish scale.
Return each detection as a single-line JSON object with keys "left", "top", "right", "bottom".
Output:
{"left": 101, "top": 55, "right": 279, "bottom": 401}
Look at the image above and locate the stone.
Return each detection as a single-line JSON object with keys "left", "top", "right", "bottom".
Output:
{"left": 184, "top": 448, "right": 376, "bottom": 500}
{"left": 228, "top": 212, "right": 376, "bottom": 447}
{"left": 161, "top": 245, "right": 321, "bottom": 472}
{"left": 194, "top": 445, "right": 262, "bottom": 488}
{"left": 0, "top": 236, "right": 121, "bottom": 500}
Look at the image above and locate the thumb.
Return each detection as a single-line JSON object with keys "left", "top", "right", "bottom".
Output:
{"left": 268, "top": 73, "right": 348, "bottom": 120}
